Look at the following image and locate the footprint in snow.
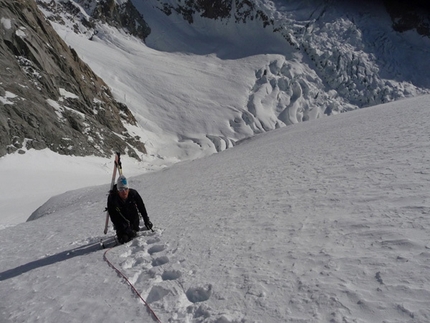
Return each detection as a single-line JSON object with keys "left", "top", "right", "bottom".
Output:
{"left": 186, "top": 284, "right": 212, "bottom": 303}
{"left": 148, "top": 244, "right": 166, "bottom": 255}
{"left": 161, "top": 269, "right": 182, "bottom": 281}
{"left": 152, "top": 256, "right": 169, "bottom": 266}
{"left": 120, "top": 257, "right": 135, "bottom": 269}
{"left": 130, "top": 237, "right": 145, "bottom": 248}
{"left": 146, "top": 285, "right": 171, "bottom": 304}
{"left": 147, "top": 237, "right": 161, "bottom": 244}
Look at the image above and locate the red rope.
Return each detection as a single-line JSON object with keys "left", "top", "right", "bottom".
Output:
{"left": 103, "top": 247, "right": 163, "bottom": 323}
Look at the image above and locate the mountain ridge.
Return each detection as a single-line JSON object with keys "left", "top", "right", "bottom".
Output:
{"left": 0, "top": 0, "right": 146, "bottom": 159}
{"left": 1, "top": 0, "right": 430, "bottom": 159}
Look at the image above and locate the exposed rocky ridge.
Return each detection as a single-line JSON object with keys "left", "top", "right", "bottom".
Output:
{"left": 159, "top": 0, "right": 272, "bottom": 26}
{"left": 159, "top": 0, "right": 430, "bottom": 38}
{"left": 0, "top": 0, "right": 146, "bottom": 158}
{"left": 2, "top": 0, "right": 429, "bottom": 158}
{"left": 37, "top": 0, "right": 151, "bottom": 41}
{"left": 384, "top": 0, "right": 430, "bottom": 37}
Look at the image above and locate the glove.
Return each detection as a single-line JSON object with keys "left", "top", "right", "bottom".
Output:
{"left": 145, "top": 221, "right": 153, "bottom": 230}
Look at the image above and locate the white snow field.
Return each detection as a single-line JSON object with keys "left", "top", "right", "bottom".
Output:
{"left": 3, "top": 0, "right": 429, "bottom": 228}
{"left": 1, "top": 94, "right": 430, "bottom": 322}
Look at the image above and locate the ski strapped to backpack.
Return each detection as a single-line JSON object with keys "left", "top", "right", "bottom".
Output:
{"left": 103, "top": 152, "right": 122, "bottom": 234}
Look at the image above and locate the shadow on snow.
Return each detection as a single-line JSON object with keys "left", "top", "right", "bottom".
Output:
{"left": 0, "top": 236, "right": 116, "bottom": 281}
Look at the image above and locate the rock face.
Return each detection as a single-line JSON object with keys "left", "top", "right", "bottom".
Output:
{"left": 0, "top": 0, "right": 146, "bottom": 158}
{"left": 161, "top": 0, "right": 430, "bottom": 37}
{"left": 384, "top": 0, "right": 430, "bottom": 37}
{"left": 160, "top": 0, "right": 271, "bottom": 25}
{"left": 37, "top": 0, "right": 151, "bottom": 41}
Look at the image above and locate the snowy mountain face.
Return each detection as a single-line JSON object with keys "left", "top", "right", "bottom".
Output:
{"left": 36, "top": 0, "right": 151, "bottom": 41}
{"left": 2, "top": 0, "right": 430, "bottom": 160}
{"left": 150, "top": 0, "right": 430, "bottom": 104}
{"left": 33, "top": 0, "right": 430, "bottom": 161}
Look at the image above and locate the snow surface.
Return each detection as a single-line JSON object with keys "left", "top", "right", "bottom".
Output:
{"left": 1, "top": 94, "right": 430, "bottom": 322}
{"left": 0, "top": 150, "right": 171, "bottom": 228}
{"left": 4, "top": 0, "right": 428, "bottom": 229}
{"left": 1, "top": 1, "right": 430, "bottom": 321}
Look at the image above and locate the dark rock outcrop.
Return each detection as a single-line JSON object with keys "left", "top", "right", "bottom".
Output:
{"left": 37, "top": 0, "right": 151, "bottom": 41}
{"left": 161, "top": 0, "right": 430, "bottom": 38}
{"left": 384, "top": 0, "right": 430, "bottom": 37}
{"left": 0, "top": 0, "right": 146, "bottom": 158}
{"left": 160, "top": 0, "right": 273, "bottom": 27}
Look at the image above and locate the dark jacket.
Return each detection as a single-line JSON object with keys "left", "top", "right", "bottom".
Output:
{"left": 107, "top": 186, "right": 150, "bottom": 235}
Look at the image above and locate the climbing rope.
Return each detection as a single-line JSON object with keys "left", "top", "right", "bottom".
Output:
{"left": 103, "top": 247, "right": 163, "bottom": 323}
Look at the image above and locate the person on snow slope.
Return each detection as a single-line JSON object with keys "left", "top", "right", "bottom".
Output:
{"left": 107, "top": 175, "right": 153, "bottom": 243}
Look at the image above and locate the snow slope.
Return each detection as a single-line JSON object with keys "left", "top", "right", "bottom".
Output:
{"left": 1, "top": 94, "right": 430, "bottom": 322}
{"left": 0, "top": 148, "right": 172, "bottom": 227}
{"left": 3, "top": 0, "right": 425, "bottom": 229}
{"left": 1, "top": 2, "right": 430, "bottom": 321}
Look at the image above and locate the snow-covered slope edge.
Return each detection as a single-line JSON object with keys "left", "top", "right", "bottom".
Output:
{"left": 1, "top": 94, "right": 430, "bottom": 322}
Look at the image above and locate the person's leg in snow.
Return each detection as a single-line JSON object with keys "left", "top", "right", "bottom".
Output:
{"left": 117, "top": 230, "right": 137, "bottom": 244}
